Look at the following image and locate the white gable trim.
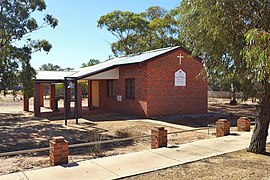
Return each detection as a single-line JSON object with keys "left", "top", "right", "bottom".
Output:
{"left": 82, "top": 68, "right": 119, "bottom": 80}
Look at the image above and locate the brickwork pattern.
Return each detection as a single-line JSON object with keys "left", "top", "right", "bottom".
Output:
{"left": 99, "top": 64, "right": 148, "bottom": 117}
{"left": 237, "top": 117, "right": 251, "bottom": 131}
{"left": 146, "top": 49, "right": 208, "bottom": 117}
{"left": 40, "top": 83, "right": 44, "bottom": 107}
{"left": 216, "top": 119, "right": 230, "bottom": 137}
{"left": 98, "top": 48, "right": 207, "bottom": 117}
{"left": 50, "top": 84, "right": 55, "bottom": 110}
{"left": 151, "top": 127, "right": 167, "bottom": 149}
{"left": 23, "top": 93, "right": 29, "bottom": 111}
{"left": 49, "top": 136, "right": 68, "bottom": 166}
{"left": 34, "top": 83, "right": 41, "bottom": 117}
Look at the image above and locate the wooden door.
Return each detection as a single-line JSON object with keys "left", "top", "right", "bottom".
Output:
{"left": 91, "top": 81, "right": 99, "bottom": 107}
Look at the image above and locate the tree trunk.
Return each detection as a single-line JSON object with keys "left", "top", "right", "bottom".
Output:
{"left": 247, "top": 81, "right": 270, "bottom": 154}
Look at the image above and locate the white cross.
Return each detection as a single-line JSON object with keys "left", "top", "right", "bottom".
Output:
{"left": 177, "top": 54, "right": 184, "bottom": 65}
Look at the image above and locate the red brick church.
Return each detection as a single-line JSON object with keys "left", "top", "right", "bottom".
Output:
{"left": 27, "top": 46, "right": 207, "bottom": 119}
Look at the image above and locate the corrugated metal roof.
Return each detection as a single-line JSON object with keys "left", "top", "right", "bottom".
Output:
{"left": 70, "top": 46, "right": 180, "bottom": 79}
{"left": 36, "top": 46, "right": 180, "bottom": 81}
{"left": 36, "top": 71, "right": 77, "bottom": 81}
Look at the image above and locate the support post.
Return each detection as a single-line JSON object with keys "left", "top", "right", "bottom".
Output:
{"left": 74, "top": 79, "right": 78, "bottom": 124}
{"left": 151, "top": 127, "right": 167, "bottom": 149}
{"left": 34, "top": 82, "right": 41, "bottom": 117}
{"left": 67, "top": 88, "right": 70, "bottom": 113}
{"left": 216, "top": 119, "right": 230, "bottom": 137}
{"left": 64, "top": 78, "right": 68, "bottom": 126}
{"left": 77, "top": 83, "right": 82, "bottom": 119}
{"left": 88, "top": 80, "right": 92, "bottom": 110}
{"left": 40, "top": 83, "right": 44, "bottom": 107}
{"left": 50, "top": 84, "right": 55, "bottom": 110}
{"left": 23, "top": 93, "right": 29, "bottom": 111}
{"left": 49, "top": 136, "right": 68, "bottom": 166}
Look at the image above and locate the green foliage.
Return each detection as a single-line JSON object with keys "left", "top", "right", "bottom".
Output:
{"left": 0, "top": 0, "right": 58, "bottom": 96}
{"left": 19, "top": 58, "right": 36, "bottom": 97}
{"left": 241, "top": 29, "right": 270, "bottom": 100}
{"left": 79, "top": 81, "right": 88, "bottom": 97}
{"left": 81, "top": 59, "right": 100, "bottom": 68}
{"left": 55, "top": 83, "right": 64, "bottom": 98}
{"left": 178, "top": 0, "right": 270, "bottom": 153}
{"left": 242, "top": 29, "right": 270, "bottom": 82}
{"left": 177, "top": 0, "right": 270, "bottom": 97}
{"left": 97, "top": 6, "right": 181, "bottom": 56}
{"left": 55, "top": 82, "right": 88, "bottom": 99}
{"left": 39, "top": 63, "right": 74, "bottom": 71}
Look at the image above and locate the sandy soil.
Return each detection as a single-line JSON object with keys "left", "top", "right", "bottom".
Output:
{"left": 1, "top": 93, "right": 268, "bottom": 180}
{"left": 121, "top": 98, "right": 270, "bottom": 180}
{"left": 0, "top": 93, "right": 215, "bottom": 175}
{"left": 123, "top": 145, "right": 270, "bottom": 180}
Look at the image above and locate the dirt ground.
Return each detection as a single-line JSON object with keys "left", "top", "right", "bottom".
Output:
{"left": 123, "top": 145, "right": 270, "bottom": 180}
{"left": 1, "top": 93, "right": 269, "bottom": 179}
{"left": 121, "top": 98, "right": 270, "bottom": 180}
{"left": 0, "top": 93, "right": 215, "bottom": 175}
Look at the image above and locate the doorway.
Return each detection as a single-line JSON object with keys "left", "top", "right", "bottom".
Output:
{"left": 91, "top": 81, "right": 99, "bottom": 107}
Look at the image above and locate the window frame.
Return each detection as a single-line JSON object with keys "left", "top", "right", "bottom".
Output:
{"left": 107, "top": 80, "right": 114, "bottom": 97}
{"left": 126, "top": 78, "right": 135, "bottom": 99}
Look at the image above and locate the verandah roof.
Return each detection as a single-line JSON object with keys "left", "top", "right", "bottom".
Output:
{"left": 35, "top": 71, "right": 78, "bottom": 83}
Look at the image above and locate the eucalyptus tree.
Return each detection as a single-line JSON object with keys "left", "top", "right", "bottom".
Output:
{"left": 0, "top": 0, "right": 58, "bottom": 96}
{"left": 81, "top": 59, "right": 100, "bottom": 68}
{"left": 178, "top": 0, "right": 270, "bottom": 153}
{"left": 39, "top": 63, "right": 74, "bottom": 71}
{"left": 97, "top": 6, "right": 180, "bottom": 56}
{"left": 98, "top": 10, "right": 147, "bottom": 56}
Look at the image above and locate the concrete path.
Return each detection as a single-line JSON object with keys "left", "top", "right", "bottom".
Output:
{"left": 1, "top": 130, "right": 269, "bottom": 180}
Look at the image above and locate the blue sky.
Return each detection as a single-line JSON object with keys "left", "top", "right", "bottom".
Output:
{"left": 30, "top": 0, "right": 180, "bottom": 70}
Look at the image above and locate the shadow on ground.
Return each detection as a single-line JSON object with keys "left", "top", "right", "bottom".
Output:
{"left": 153, "top": 103, "right": 256, "bottom": 128}
{"left": 0, "top": 113, "right": 135, "bottom": 156}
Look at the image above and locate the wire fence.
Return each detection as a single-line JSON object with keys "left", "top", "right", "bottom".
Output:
{"left": 0, "top": 126, "right": 216, "bottom": 157}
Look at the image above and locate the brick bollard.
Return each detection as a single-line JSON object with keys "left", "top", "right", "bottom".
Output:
{"left": 50, "top": 136, "right": 68, "bottom": 166}
{"left": 237, "top": 117, "right": 251, "bottom": 131}
{"left": 216, "top": 119, "right": 230, "bottom": 137}
{"left": 151, "top": 127, "right": 167, "bottom": 149}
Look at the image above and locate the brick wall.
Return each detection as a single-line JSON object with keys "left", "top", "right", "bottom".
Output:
{"left": 146, "top": 48, "right": 208, "bottom": 117}
{"left": 99, "top": 48, "right": 208, "bottom": 117}
{"left": 99, "top": 63, "right": 148, "bottom": 117}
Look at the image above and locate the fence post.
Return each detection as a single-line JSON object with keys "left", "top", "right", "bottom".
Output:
{"left": 151, "top": 127, "right": 167, "bottom": 149}
{"left": 50, "top": 136, "right": 68, "bottom": 166}
{"left": 216, "top": 119, "right": 230, "bottom": 137}
{"left": 237, "top": 117, "right": 251, "bottom": 131}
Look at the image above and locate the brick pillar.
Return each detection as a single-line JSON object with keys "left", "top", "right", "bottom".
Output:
{"left": 23, "top": 93, "right": 29, "bottom": 111}
{"left": 88, "top": 80, "right": 92, "bottom": 110}
{"left": 49, "top": 136, "right": 68, "bottom": 166}
{"left": 216, "top": 119, "right": 230, "bottom": 137}
{"left": 237, "top": 117, "right": 251, "bottom": 131}
{"left": 50, "top": 84, "right": 55, "bottom": 110}
{"left": 40, "top": 83, "right": 44, "bottom": 107}
{"left": 151, "top": 127, "right": 167, "bottom": 149}
{"left": 34, "top": 82, "right": 41, "bottom": 117}
{"left": 77, "top": 84, "right": 82, "bottom": 116}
